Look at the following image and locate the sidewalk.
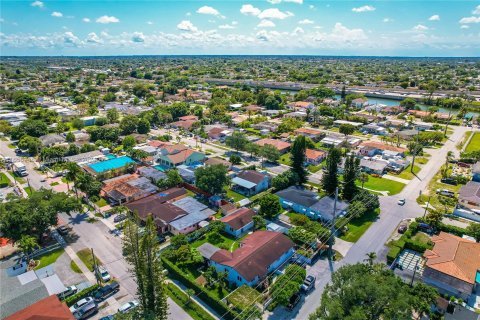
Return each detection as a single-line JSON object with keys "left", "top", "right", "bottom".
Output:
{"left": 383, "top": 174, "right": 410, "bottom": 185}
{"left": 2, "top": 170, "right": 28, "bottom": 197}
{"left": 64, "top": 245, "right": 97, "bottom": 283}
{"left": 170, "top": 280, "right": 220, "bottom": 320}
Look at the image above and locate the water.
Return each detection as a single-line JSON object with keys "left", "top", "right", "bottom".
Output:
{"left": 88, "top": 156, "right": 135, "bottom": 173}
{"left": 105, "top": 153, "right": 116, "bottom": 160}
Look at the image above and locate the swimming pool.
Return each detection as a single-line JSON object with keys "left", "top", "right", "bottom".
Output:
{"left": 105, "top": 153, "right": 116, "bottom": 160}
{"left": 88, "top": 156, "right": 135, "bottom": 173}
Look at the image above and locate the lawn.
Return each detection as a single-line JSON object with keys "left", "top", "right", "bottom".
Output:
{"left": 457, "top": 131, "right": 472, "bottom": 150}
{"left": 308, "top": 163, "right": 323, "bottom": 173}
{"left": 165, "top": 283, "right": 216, "bottom": 320}
{"left": 415, "top": 157, "right": 429, "bottom": 165}
{"left": 34, "top": 248, "right": 65, "bottom": 270}
{"left": 411, "top": 232, "right": 431, "bottom": 245}
{"left": 465, "top": 132, "right": 480, "bottom": 153}
{"left": 95, "top": 197, "right": 108, "bottom": 207}
{"left": 76, "top": 248, "right": 102, "bottom": 271}
{"left": 224, "top": 187, "right": 246, "bottom": 202}
{"left": 11, "top": 172, "right": 26, "bottom": 184}
{"left": 394, "top": 165, "right": 421, "bottom": 180}
{"left": 70, "top": 260, "right": 82, "bottom": 273}
{"left": 357, "top": 176, "right": 405, "bottom": 195}
{"left": 279, "top": 154, "right": 292, "bottom": 166}
{"left": 24, "top": 187, "right": 33, "bottom": 196}
{"left": 7, "top": 143, "right": 16, "bottom": 149}
{"left": 340, "top": 209, "right": 380, "bottom": 243}
{"left": 0, "top": 172, "right": 11, "bottom": 188}
{"left": 227, "top": 285, "right": 262, "bottom": 310}
{"left": 191, "top": 232, "right": 239, "bottom": 252}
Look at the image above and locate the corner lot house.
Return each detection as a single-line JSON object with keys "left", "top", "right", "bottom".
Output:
{"left": 221, "top": 207, "right": 256, "bottom": 238}
{"left": 255, "top": 138, "right": 291, "bottom": 154}
{"left": 198, "top": 231, "right": 294, "bottom": 287}
{"left": 231, "top": 170, "right": 270, "bottom": 196}
{"left": 423, "top": 232, "right": 480, "bottom": 300}
{"left": 153, "top": 142, "right": 205, "bottom": 168}
{"left": 276, "top": 186, "right": 348, "bottom": 222}
{"left": 458, "top": 181, "right": 480, "bottom": 210}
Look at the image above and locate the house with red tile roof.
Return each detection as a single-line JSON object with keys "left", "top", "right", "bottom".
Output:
{"left": 305, "top": 149, "right": 327, "bottom": 165}
{"left": 197, "top": 231, "right": 295, "bottom": 287}
{"left": 153, "top": 143, "right": 205, "bottom": 168}
{"left": 358, "top": 141, "right": 407, "bottom": 157}
{"left": 423, "top": 232, "right": 480, "bottom": 300}
{"left": 5, "top": 295, "right": 74, "bottom": 320}
{"left": 294, "top": 128, "right": 325, "bottom": 141}
{"left": 170, "top": 119, "right": 197, "bottom": 130}
{"left": 255, "top": 138, "right": 291, "bottom": 154}
{"left": 220, "top": 207, "right": 256, "bottom": 238}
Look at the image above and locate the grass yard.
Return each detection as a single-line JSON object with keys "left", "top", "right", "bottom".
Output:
{"left": 457, "top": 131, "right": 472, "bottom": 150}
{"left": 465, "top": 132, "right": 480, "bottom": 153}
{"left": 70, "top": 260, "right": 82, "bottom": 273}
{"left": 191, "top": 232, "right": 239, "bottom": 252}
{"left": 50, "top": 182, "right": 59, "bottom": 186}
{"left": 227, "top": 285, "right": 262, "bottom": 310}
{"left": 165, "top": 283, "right": 216, "bottom": 320}
{"left": 395, "top": 165, "right": 421, "bottom": 180}
{"left": 411, "top": 232, "right": 431, "bottom": 245}
{"left": 11, "top": 172, "right": 26, "bottom": 184}
{"left": 279, "top": 153, "right": 292, "bottom": 166}
{"left": 357, "top": 176, "right": 405, "bottom": 195}
{"left": 34, "top": 248, "right": 65, "bottom": 270}
{"left": 415, "top": 157, "right": 429, "bottom": 165}
{"left": 224, "top": 187, "right": 246, "bottom": 202}
{"left": 76, "top": 248, "right": 102, "bottom": 271}
{"left": 24, "top": 187, "right": 33, "bottom": 196}
{"left": 340, "top": 209, "right": 380, "bottom": 243}
{"left": 308, "top": 163, "right": 323, "bottom": 173}
{"left": 0, "top": 172, "right": 11, "bottom": 188}
{"left": 94, "top": 197, "right": 108, "bottom": 207}
{"left": 7, "top": 143, "right": 16, "bottom": 149}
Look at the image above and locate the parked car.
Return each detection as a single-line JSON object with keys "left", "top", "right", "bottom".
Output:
{"left": 99, "top": 316, "right": 114, "bottom": 320}
{"left": 397, "top": 199, "right": 406, "bottom": 206}
{"left": 118, "top": 300, "right": 139, "bottom": 314}
{"left": 287, "top": 293, "right": 301, "bottom": 311}
{"left": 397, "top": 224, "right": 408, "bottom": 234}
{"left": 74, "top": 303, "right": 98, "bottom": 320}
{"left": 441, "top": 178, "right": 457, "bottom": 186}
{"left": 157, "top": 235, "right": 166, "bottom": 243}
{"left": 57, "top": 225, "right": 69, "bottom": 235}
{"left": 58, "top": 285, "right": 78, "bottom": 299}
{"left": 110, "top": 228, "right": 121, "bottom": 236}
{"left": 93, "top": 281, "right": 120, "bottom": 301}
{"left": 301, "top": 275, "right": 316, "bottom": 292}
{"left": 436, "top": 189, "right": 455, "bottom": 198}
{"left": 114, "top": 214, "right": 127, "bottom": 223}
{"left": 69, "top": 297, "right": 95, "bottom": 314}
{"left": 95, "top": 266, "right": 111, "bottom": 282}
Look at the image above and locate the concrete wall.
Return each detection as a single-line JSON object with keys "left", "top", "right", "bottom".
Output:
{"left": 423, "top": 267, "right": 473, "bottom": 300}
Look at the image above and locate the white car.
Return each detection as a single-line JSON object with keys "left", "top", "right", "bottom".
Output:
{"left": 118, "top": 300, "right": 139, "bottom": 314}
{"left": 96, "top": 266, "right": 111, "bottom": 282}
{"left": 69, "top": 296, "right": 94, "bottom": 313}
{"left": 58, "top": 285, "right": 78, "bottom": 299}
{"left": 397, "top": 199, "right": 406, "bottom": 206}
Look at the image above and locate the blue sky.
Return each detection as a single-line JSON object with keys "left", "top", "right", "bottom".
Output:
{"left": 1, "top": 0, "right": 479, "bottom": 56}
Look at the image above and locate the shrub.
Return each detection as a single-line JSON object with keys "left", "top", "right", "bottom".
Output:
{"left": 64, "top": 284, "right": 100, "bottom": 306}
{"left": 387, "top": 246, "right": 401, "bottom": 264}
{"left": 404, "top": 238, "right": 432, "bottom": 253}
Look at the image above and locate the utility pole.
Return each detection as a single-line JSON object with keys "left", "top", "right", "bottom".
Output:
{"left": 410, "top": 258, "right": 420, "bottom": 287}
{"left": 423, "top": 195, "right": 432, "bottom": 218}
{"left": 329, "top": 187, "right": 338, "bottom": 260}
{"left": 91, "top": 248, "right": 100, "bottom": 285}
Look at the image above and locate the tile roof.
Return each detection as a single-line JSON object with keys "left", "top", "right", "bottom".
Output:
{"left": 295, "top": 128, "right": 323, "bottom": 136}
{"left": 221, "top": 208, "right": 256, "bottom": 230}
{"left": 5, "top": 295, "right": 74, "bottom": 320}
{"left": 255, "top": 138, "right": 291, "bottom": 151}
{"left": 359, "top": 141, "right": 407, "bottom": 153}
{"left": 210, "top": 231, "right": 294, "bottom": 282}
{"left": 205, "top": 157, "right": 232, "bottom": 168}
{"left": 167, "top": 149, "right": 196, "bottom": 164}
{"left": 424, "top": 232, "right": 480, "bottom": 284}
{"left": 126, "top": 199, "right": 187, "bottom": 227}
{"left": 305, "top": 149, "right": 326, "bottom": 160}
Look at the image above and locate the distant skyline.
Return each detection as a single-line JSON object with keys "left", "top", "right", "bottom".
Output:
{"left": 1, "top": 1, "right": 480, "bottom": 56}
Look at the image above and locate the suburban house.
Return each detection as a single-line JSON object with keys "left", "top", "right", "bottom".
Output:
{"left": 80, "top": 115, "right": 101, "bottom": 126}
{"left": 252, "top": 121, "right": 279, "bottom": 132}
{"left": 170, "top": 119, "right": 197, "bottom": 130}
{"left": 292, "top": 101, "right": 315, "bottom": 111}
{"left": 245, "top": 105, "right": 263, "bottom": 113}
{"left": 472, "top": 162, "right": 480, "bottom": 182}
{"left": 101, "top": 174, "right": 159, "bottom": 205}
{"left": 255, "top": 138, "right": 291, "bottom": 154}
{"left": 220, "top": 207, "right": 256, "bottom": 238}
{"left": 360, "top": 158, "right": 389, "bottom": 175}
{"left": 39, "top": 134, "right": 66, "bottom": 147}
{"left": 208, "top": 127, "right": 231, "bottom": 140}
{"left": 197, "top": 231, "right": 295, "bottom": 287}
{"left": 178, "top": 115, "right": 198, "bottom": 122}
{"left": 305, "top": 149, "right": 327, "bottom": 166}
{"left": 168, "top": 197, "right": 215, "bottom": 234}
{"left": 358, "top": 141, "right": 406, "bottom": 157}
{"left": 4, "top": 295, "right": 74, "bottom": 320}
{"left": 153, "top": 142, "right": 205, "bottom": 168}
{"left": 333, "top": 120, "right": 363, "bottom": 128}
{"left": 231, "top": 170, "right": 271, "bottom": 196}
{"left": 413, "top": 121, "right": 434, "bottom": 131}
{"left": 351, "top": 98, "right": 367, "bottom": 108}
{"left": 276, "top": 186, "right": 349, "bottom": 222}
{"left": 423, "top": 232, "right": 480, "bottom": 300}
{"left": 294, "top": 128, "right": 325, "bottom": 141}
{"left": 361, "top": 124, "right": 386, "bottom": 135}
{"left": 284, "top": 111, "right": 307, "bottom": 119}
{"left": 137, "top": 166, "right": 167, "bottom": 184}
{"left": 205, "top": 157, "right": 232, "bottom": 170}
{"left": 458, "top": 181, "right": 480, "bottom": 210}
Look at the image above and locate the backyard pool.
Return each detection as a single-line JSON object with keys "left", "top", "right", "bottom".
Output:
{"left": 105, "top": 153, "right": 116, "bottom": 160}
{"left": 88, "top": 156, "right": 135, "bottom": 173}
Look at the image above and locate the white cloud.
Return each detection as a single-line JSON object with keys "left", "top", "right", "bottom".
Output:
{"left": 146, "top": 21, "right": 153, "bottom": 25}
{"left": 413, "top": 24, "right": 429, "bottom": 32}
{"left": 267, "top": 0, "right": 303, "bottom": 4}
{"left": 267, "top": 0, "right": 281, "bottom": 4}
{"left": 298, "top": 19, "right": 314, "bottom": 25}
{"left": 96, "top": 15, "right": 120, "bottom": 24}
{"left": 352, "top": 5, "right": 375, "bottom": 13}
{"left": 197, "top": 6, "right": 224, "bottom": 18}
{"left": 82, "top": 18, "right": 90, "bottom": 23}
{"left": 51, "top": 11, "right": 63, "bottom": 17}
{"left": 31, "top": 1, "right": 44, "bottom": 8}
{"left": 258, "top": 19, "right": 276, "bottom": 27}
{"left": 383, "top": 18, "right": 393, "bottom": 23}
{"left": 473, "top": 5, "right": 480, "bottom": 15}
{"left": 256, "top": 30, "right": 270, "bottom": 41}
{"left": 63, "top": 31, "right": 80, "bottom": 45}
{"left": 86, "top": 32, "right": 102, "bottom": 43}
{"left": 232, "top": 21, "right": 238, "bottom": 25}
{"left": 330, "top": 22, "right": 367, "bottom": 41}
{"left": 460, "top": 25, "right": 469, "bottom": 29}
{"left": 459, "top": 16, "right": 480, "bottom": 24}
{"left": 177, "top": 20, "right": 198, "bottom": 32}
{"left": 240, "top": 4, "right": 261, "bottom": 16}
{"left": 293, "top": 27, "right": 304, "bottom": 34}
{"left": 258, "top": 8, "right": 294, "bottom": 20}
{"left": 429, "top": 15, "right": 440, "bottom": 21}
{"left": 309, "top": 5, "right": 315, "bottom": 10}
{"left": 219, "top": 24, "right": 235, "bottom": 29}
{"left": 131, "top": 32, "right": 145, "bottom": 42}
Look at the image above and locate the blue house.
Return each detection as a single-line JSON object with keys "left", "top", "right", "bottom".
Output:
{"left": 231, "top": 170, "right": 270, "bottom": 196}
{"left": 197, "top": 231, "right": 294, "bottom": 287}
{"left": 220, "top": 208, "right": 256, "bottom": 238}
{"left": 275, "top": 186, "right": 349, "bottom": 222}
{"left": 472, "top": 162, "right": 480, "bottom": 183}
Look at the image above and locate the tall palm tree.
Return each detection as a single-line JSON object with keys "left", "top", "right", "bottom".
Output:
{"left": 64, "top": 162, "right": 81, "bottom": 197}
{"left": 364, "top": 252, "right": 377, "bottom": 266}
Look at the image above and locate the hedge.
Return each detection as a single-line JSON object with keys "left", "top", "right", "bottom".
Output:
{"left": 165, "top": 283, "right": 215, "bottom": 320}
{"left": 161, "top": 257, "right": 239, "bottom": 320}
{"left": 403, "top": 238, "right": 432, "bottom": 253}
{"left": 64, "top": 284, "right": 100, "bottom": 306}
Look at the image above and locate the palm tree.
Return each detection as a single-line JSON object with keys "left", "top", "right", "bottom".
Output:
{"left": 442, "top": 151, "right": 453, "bottom": 178}
{"left": 364, "top": 252, "right": 377, "bottom": 266}
{"left": 64, "top": 162, "right": 81, "bottom": 196}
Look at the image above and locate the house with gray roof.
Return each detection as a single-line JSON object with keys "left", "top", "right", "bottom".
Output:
{"left": 458, "top": 181, "right": 480, "bottom": 211}
{"left": 39, "top": 134, "right": 66, "bottom": 147}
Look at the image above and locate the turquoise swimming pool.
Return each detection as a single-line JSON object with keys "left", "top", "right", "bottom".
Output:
{"left": 105, "top": 153, "right": 116, "bottom": 160}
{"left": 88, "top": 156, "right": 135, "bottom": 173}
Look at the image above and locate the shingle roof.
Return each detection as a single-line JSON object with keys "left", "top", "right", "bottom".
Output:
{"left": 424, "top": 232, "right": 480, "bottom": 284}
{"left": 275, "top": 186, "right": 319, "bottom": 208}
{"left": 360, "top": 141, "right": 407, "bottom": 153}
{"left": 237, "top": 170, "right": 266, "bottom": 184}
{"left": 210, "top": 231, "right": 294, "bottom": 282}
{"left": 458, "top": 181, "right": 480, "bottom": 203}
{"left": 221, "top": 208, "right": 256, "bottom": 231}
{"left": 309, "top": 196, "right": 349, "bottom": 221}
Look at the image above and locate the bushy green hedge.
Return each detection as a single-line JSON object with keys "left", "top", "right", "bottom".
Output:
{"left": 161, "top": 257, "right": 238, "bottom": 320}
{"left": 387, "top": 246, "right": 401, "bottom": 264}
{"left": 403, "top": 238, "right": 432, "bottom": 253}
{"left": 64, "top": 284, "right": 100, "bottom": 306}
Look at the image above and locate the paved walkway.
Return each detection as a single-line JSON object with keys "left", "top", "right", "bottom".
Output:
{"left": 383, "top": 174, "right": 410, "bottom": 185}
{"left": 63, "top": 245, "right": 97, "bottom": 283}
{"left": 2, "top": 170, "right": 28, "bottom": 197}
{"left": 333, "top": 237, "right": 354, "bottom": 257}
{"left": 171, "top": 280, "right": 220, "bottom": 320}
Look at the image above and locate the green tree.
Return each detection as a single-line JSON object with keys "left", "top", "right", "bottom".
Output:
{"left": 252, "top": 215, "right": 266, "bottom": 230}
{"left": 466, "top": 223, "right": 480, "bottom": 242}
{"left": 425, "top": 210, "right": 443, "bottom": 229}
{"left": 18, "top": 135, "right": 42, "bottom": 155}
{"left": 64, "top": 162, "right": 81, "bottom": 195}
{"left": 122, "top": 135, "right": 136, "bottom": 150}
{"left": 157, "top": 169, "right": 183, "bottom": 189}
{"left": 400, "top": 97, "right": 416, "bottom": 110}
{"left": 261, "top": 144, "right": 281, "bottom": 164}
{"left": 309, "top": 263, "right": 438, "bottom": 320}
{"left": 11, "top": 119, "right": 48, "bottom": 139}
{"left": 120, "top": 115, "right": 139, "bottom": 135}
{"left": 342, "top": 154, "right": 360, "bottom": 201}
{"left": 225, "top": 131, "right": 248, "bottom": 153}
{"left": 71, "top": 118, "right": 85, "bottom": 130}
{"left": 290, "top": 136, "right": 308, "bottom": 185}
{"left": 321, "top": 148, "right": 341, "bottom": 194}
{"left": 137, "top": 118, "right": 151, "bottom": 134}
{"left": 258, "top": 194, "right": 281, "bottom": 219}
{"left": 270, "top": 265, "right": 306, "bottom": 309}
{"left": 106, "top": 108, "right": 119, "bottom": 123}
{"left": 358, "top": 172, "right": 369, "bottom": 189}
{"left": 194, "top": 164, "right": 229, "bottom": 195}
{"left": 245, "top": 143, "right": 261, "bottom": 158}
{"left": 339, "top": 123, "right": 355, "bottom": 139}
{"left": 76, "top": 172, "right": 102, "bottom": 197}
{"left": 123, "top": 215, "right": 168, "bottom": 319}
{"left": 18, "top": 235, "right": 39, "bottom": 259}
{"left": 65, "top": 131, "right": 75, "bottom": 143}
{"left": 272, "top": 170, "right": 298, "bottom": 190}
